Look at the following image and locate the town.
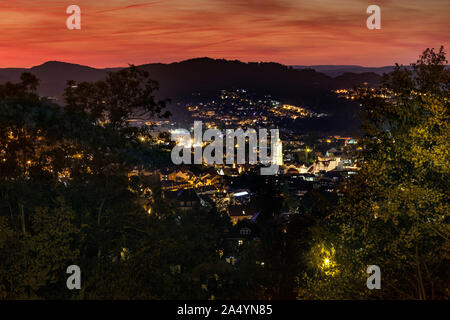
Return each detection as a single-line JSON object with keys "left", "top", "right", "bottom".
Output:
{"left": 124, "top": 88, "right": 360, "bottom": 266}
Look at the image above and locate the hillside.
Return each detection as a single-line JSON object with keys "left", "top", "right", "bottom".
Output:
{"left": 0, "top": 58, "right": 381, "bottom": 104}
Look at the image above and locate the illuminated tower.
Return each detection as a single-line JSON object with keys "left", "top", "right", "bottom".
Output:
{"left": 274, "top": 137, "right": 283, "bottom": 166}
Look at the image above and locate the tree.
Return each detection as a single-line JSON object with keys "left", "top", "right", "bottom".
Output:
{"left": 64, "top": 65, "right": 170, "bottom": 132}
{"left": 0, "top": 199, "right": 80, "bottom": 299}
{"left": 0, "top": 67, "right": 172, "bottom": 299}
{"left": 0, "top": 66, "right": 233, "bottom": 300}
{"left": 305, "top": 47, "right": 449, "bottom": 299}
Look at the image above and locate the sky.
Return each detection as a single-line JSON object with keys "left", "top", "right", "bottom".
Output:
{"left": 0, "top": 0, "right": 448, "bottom": 68}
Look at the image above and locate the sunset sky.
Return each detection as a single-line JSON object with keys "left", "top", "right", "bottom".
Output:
{"left": 0, "top": 0, "right": 448, "bottom": 68}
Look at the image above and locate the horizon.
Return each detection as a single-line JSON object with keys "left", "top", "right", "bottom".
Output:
{"left": 0, "top": 56, "right": 420, "bottom": 70}
{"left": 1, "top": 0, "right": 448, "bottom": 68}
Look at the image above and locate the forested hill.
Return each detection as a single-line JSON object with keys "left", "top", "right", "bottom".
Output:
{"left": 0, "top": 58, "right": 381, "bottom": 106}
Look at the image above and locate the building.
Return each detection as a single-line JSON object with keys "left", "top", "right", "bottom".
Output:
{"left": 165, "top": 188, "right": 200, "bottom": 211}
{"left": 228, "top": 204, "right": 258, "bottom": 225}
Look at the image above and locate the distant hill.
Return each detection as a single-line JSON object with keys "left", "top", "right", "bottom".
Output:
{"left": 139, "top": 58, "right": 336, "bottom": 102}
{"left": 0, "top": 61, "right": 124, "bottom": 98}
{"left": 0, "top": 58, "right": 381, "bottom": 102}
{"left": 0, "top": 58, "right": 385, "bottom": 134}
{"left": 0, "top": 68, "right": 26, "bottom": 84}
{"left": 292, "top": 65, "right": 399, "bottom": 77}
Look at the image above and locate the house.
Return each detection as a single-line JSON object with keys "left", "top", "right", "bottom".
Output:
{"left": 165, "top": 188, "right": 200, "bottom": 211}
{"left": 312, "top": 156, "right": 343, "bottom": 173}
{"left": 228, "top": 204, "right": 258, "bottom": 225}
{"left": 160, "top": 180, "right": 191, "bottom": 191}
{"left": 195, "top": 185, "right": 218, "bottom": 195}
{"left": 169, "top": 169, "right": 193, "bottom": 182}
{"left": 198, "top": 172, "right": 222, "bottom": 186}
{"left": 158, "top": 167, "right": 195, "bottom": 183}
{"left": 284, "top": 164, "right": 312, "bottom": 175}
